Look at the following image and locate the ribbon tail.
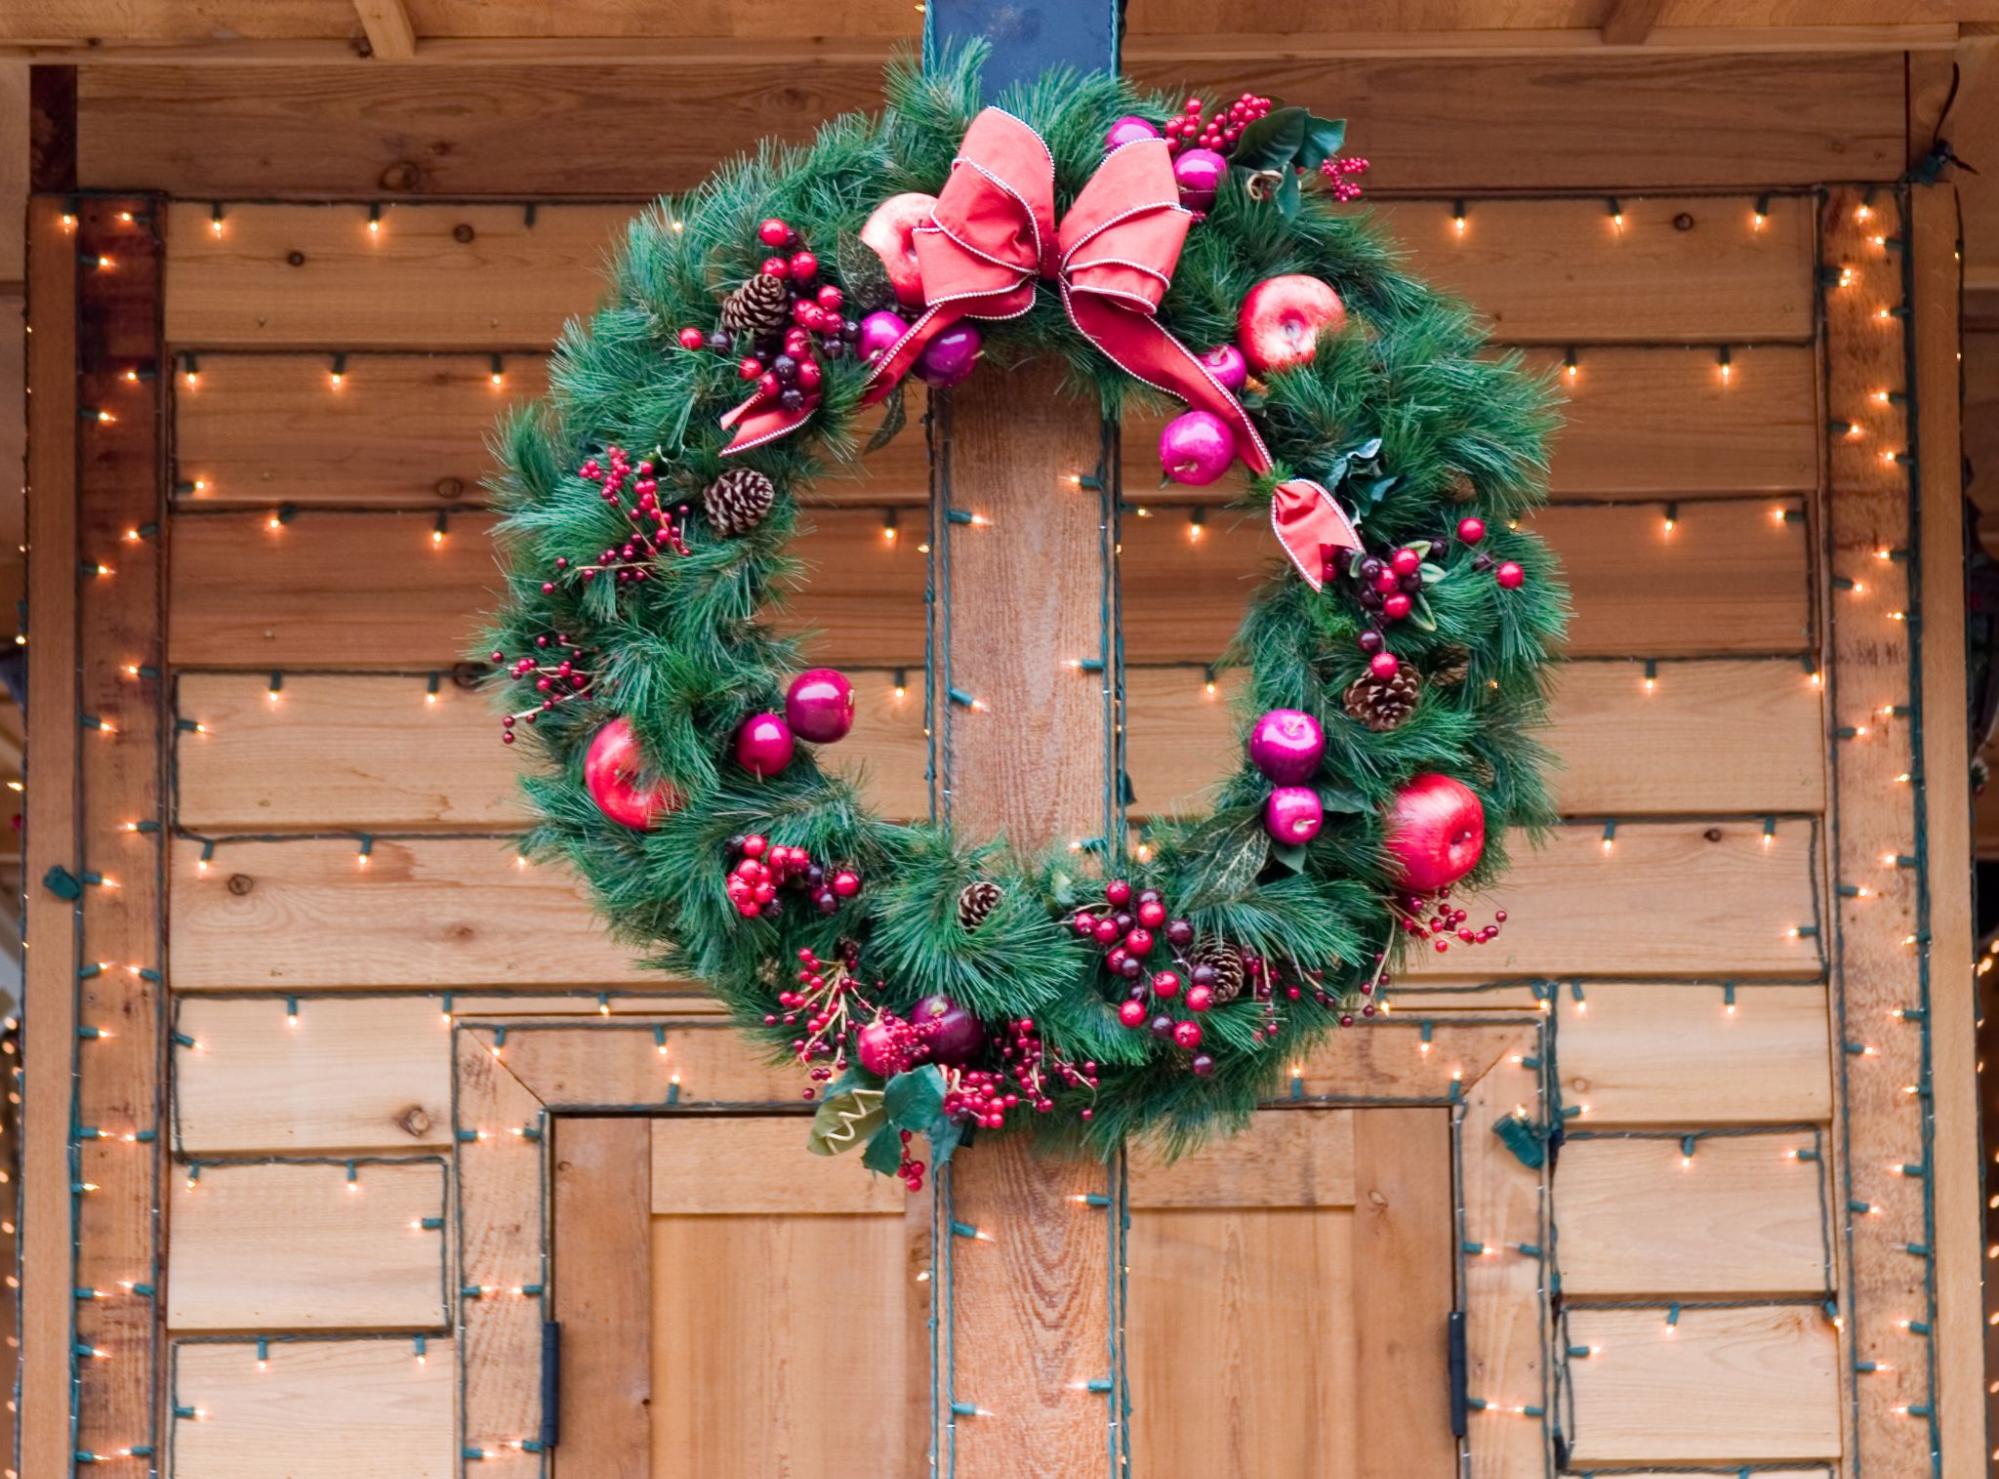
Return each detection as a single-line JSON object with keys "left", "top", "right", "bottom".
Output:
{"left": 1271, "top": 479, "right": 1362, "bottom": 592}
{"left": 719, "top": 394, "right": 819, "bottom": 456}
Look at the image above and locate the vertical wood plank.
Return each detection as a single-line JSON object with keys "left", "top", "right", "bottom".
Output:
{"left": 20, "top": 192, "right": 80, "bottom": 1479}
{"left": 552, "top": 1119, "right": 651, "bottom": 1479}
{"left": 1352, "top": 1109, "right": 1456, "bottom": 1478}
{"left": 1910, "top": 184, "right": 1985, "bottom": 1479}
{"left": 73, "top": 191, "right": 166, "bottom": 1464}
{"left": 936, "top": 365, "right": 1116, "bottom": 1479}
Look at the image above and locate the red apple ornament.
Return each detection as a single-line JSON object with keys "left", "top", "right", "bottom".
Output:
{"left": 911, "top": 994, "right": 985, "bottom": 1065}
{"left": 584, "top": 717, "right": 680, "bottom": 830}
{"left": 1158, "top": 410, "right": 1235, "bottom": 486}
{"left": 1237, "top": 275, "right": 1346, "bottom": 374}
{"left": 785, "top": 668, "right": 855, "bottom": 744}
{"left": 860, "top": 192, "right": 937, "bottom": 308}
{"left": 733, "top": 712, "right": 796, "bottom": 778}
{"left": 1385, "top": 773, "right": 1486, "bottom": 891}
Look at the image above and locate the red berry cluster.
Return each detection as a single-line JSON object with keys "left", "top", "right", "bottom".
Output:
{"left": 1163, "top": 92, "right": 1272, "bottom": 157}
{"left": 770, "top": 942, "right": 876, "bottom": 1084}
{"left": 553, "top": 445, "right": 689, "bottom": 591}
{"left": 1070, "top": 878, "right": 1222, "bottom": 1073}
{"left": 724, "top": 833, "right": 862, "bottom": 919}
{"left": 489, "top": 631, "right": 596, "bottom": 744}
{"left": 1395, "top": 891, "right": 1507, "bottom": 954}
{"left": 1318, "top": 153, "right": 1371, "bottom": 203}
{"left": 1333, "top": 516, "right": 1503, "bottom": 682}
{"left": 942, "top": 1018, "right": 1100, "bottom": 1127}
{"left": 674, "top": 217, "right": 863, "bottom": 413}
{"left": 892, "top": 1129, "right": 927, "bottom": 1193}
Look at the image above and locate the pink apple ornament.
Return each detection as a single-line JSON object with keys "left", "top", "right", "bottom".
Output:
{"left": 1172, "top": 148, "right": 1227, "bottom": 214}
{"left": 859, "top": 192, "right": 937, "bottom": 308}
{"left": 583, "top": 717, "right": 681, "bottom": 830}
{"left": 1265, "top": 785, "right": 1325, "bottom": 845}
{"left": 857, "top": 310, "right": 909, "bottom": 364}
{"left": 1199, "top": 343, "right": 1248, "bottom": 393}
{"left": 1104, "top": 115, "right": 1162, "bottom": 151}
{"left": 1247, "top": 708, "right": 1325, "bottom": 784}
{"left": 785, "top": 668, "right": 855, "bottom": 744}
{"left": 1159, "top": 410, "right": 1236, "bottom": 486}
{"left": 733, "top": 711, "right": 795, "bottom": 778}
{"left": 916, "top": 323, "right": 982, "bottom": 388}
{"left": 1237, "top": 274, "right": 1347, "bottom": 374}
{"left": 1384, "top": 773, "right": 1486, "bottom": 891}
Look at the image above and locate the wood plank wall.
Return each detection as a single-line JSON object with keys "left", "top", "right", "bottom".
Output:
{"left": 20, "top": 41, "right": 1976, "bottom": 1478}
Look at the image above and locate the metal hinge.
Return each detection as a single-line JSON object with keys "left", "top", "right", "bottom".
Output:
{"left": 1447, "top": 1310, "right": 1468, "bottom": 1438}
{"left": 540, "top": 1320, "right": 561, "bottom": 1451}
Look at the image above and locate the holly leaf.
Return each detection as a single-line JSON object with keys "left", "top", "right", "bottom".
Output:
{"left": 1299, "top": 115, "right": 1348, "bottom": 169}
{"left": 865, "top": 384, "right": 907, "bottom": 453}
{"left": 1419, "top": 561, "right": 1447, "bottom": 585}
{"left": 807, "top": 1085, "right": 885, "bottom": 1156}
{"left": 1318, "top": 785, "right": 1370, "bottom": 816}
{"left": 926, "top": 1114, "right": 966, "bottom": 1169}
{"left": 1270, "top": 840, "right": 1309, "bottom": 873}
{"left": 1275, "top": 168, "right": 1302, "bottom": 219}
{"left": 1230, "top": 106, "right": 1310, "bottom": 172}
{"left": 835, "top": 230, "right": 896, "bottom": 314}
{"left": 1353, "top": 436, "right": 1383, "bottom": 462}
{"left": 884, "top": 1065, "right": 948, "bottom": 1131}
{"left": 1408, "top": 592, "right": 1440, "bottom": 632}
{"left": 1177, "top": 809, "right": 1272, "bottom": 907}
{"left": 861, "top": 1123, "right": 905, "bottom": 1176}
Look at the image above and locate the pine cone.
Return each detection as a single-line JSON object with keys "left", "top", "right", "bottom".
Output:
{"left": 702, "top": 468, "right": 775, "bottom": 536}
{"left": 957, "top": 881, "right": 1002, "bottom": 931}
{"left": 1431, "top": 646, "right": 1471, "bottom": 688}
{"left": 1194, "top": 941, "right": 1245, "bottom": 1004}
{"left": 1444, "top": 468, "right": 1478, "bottom": 503}
{"left": 1344, "top": 665, "right": 1421, "bottom": 732}
{"left": 720, "top": 273, "right": 789, "bottom": 337}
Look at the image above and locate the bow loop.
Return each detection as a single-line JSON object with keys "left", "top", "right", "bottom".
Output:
{"left": 1056, "top": 137, "right": 1188, "bottom": 318}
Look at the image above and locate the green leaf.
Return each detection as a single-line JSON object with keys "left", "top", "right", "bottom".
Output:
{"left": 835, "top": 230, "right": 896, "bottom": 314}
{"left": 865, "top": 384, "right": 908, "bottom": 453}
{"left": 884, "top": 1065, "right": 948, "bottom": 1131}
{"left": 862, "top": 1123, "right": 905, "bottom": 1176}
{"left": 1318, "top": 785, "right": 1370, "bottom": 816}
{"left": 1353, "top": 437, "right": 1383, "bottom": 461}
{"left": 927, "top": 1114, "right": 966, "bottom": 1169}
{"left": 1275, "top": 168, "right": 1302, "bottom": 219}
{"left": 1408, "top": 592, "right": 1439, "bottom": 633}
{"left": 1177, "top": 809, "right": 1272, "bottom": 908}
{"left": 807, "top": 1086, "right": 885, "bottom": 1156}
{"left": 1299, "top": 115, "right": 1348, "bottom": 169}
{"left": 1230, "top": 107, "right": 1309, "bottom": 172}
{"left": 1419, "top": 562, "right": 1447, "bottom": 585}
{"left": 1270, "top": 840, "right": 1309, "bottom": 873}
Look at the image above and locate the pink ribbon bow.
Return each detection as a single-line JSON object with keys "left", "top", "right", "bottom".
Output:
{"left": 721, "top": 108, "right": 1361, "bottom": 588}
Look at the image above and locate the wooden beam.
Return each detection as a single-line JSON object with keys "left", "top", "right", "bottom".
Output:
{"left": 19, "top": 192, "right": 79, "bottom": 1479}
{"left": 351, "top": 0, "right": 417, "bottom": 60}
{"left": 1600, "top": 0, "right": 1670, "bottom": 47}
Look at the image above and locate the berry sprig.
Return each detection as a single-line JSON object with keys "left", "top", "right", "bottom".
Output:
{"left": 1393, "top": 889, "right": 1507, "bottom": 955}
{"left": 489, "top": 631, "right": 596, "bottom": 744}
{"left": 892, "top": 1129, "right": 927, "bottom": 1193}
{"left": 724, "top": 833, "right": 863, "bottom": 918}
{"left": 1333, "top": 515, "right": 1512, "bottom": 682}
{"left": 941, "top": 1018, "right": 1101, "bottom": 1127}
{"left": 1163, "top": 92, "right": 1273, "bottom": 157}
{"left": 1317, "top": 154, "right": 1371, "bottom": 202}
{"left": 1070, "top": 877, "right": 1227, "bottom": 1073}
{"left": 771, "top": 942, "right": 879, "bottom": 1086}
{"left": 554, "top": 445, "right": 690, "bottom": 590}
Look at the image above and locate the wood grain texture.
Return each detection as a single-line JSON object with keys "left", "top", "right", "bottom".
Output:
{"left": 166, "top": 1160, "right": 448, "bottom": 1330}
{"left": 81, "top": 53, "right": 1905, "bottom": 195}
{"left": 1564, "top": 1306, "right": 1840, "bottom": 1463}
{"left": 173, "top": 995, "right": 452, "bottom": 1153}
{"left": 1550, "top": 985, "right": 1832, "bottom": 1127}
{"left": 1556, "top": 1135, "right": 1829, "bottom": 1296}
{"left": 652, "top": 1117, "right": 901, "bottom": 1214}
{"left": 168, "top": 1336, "right": 456, "bottom": 1478}
{"left": 168, "top": 836, "right": 648, "bottom": 989}
{"left": 937, "top": 363, "right": 1115, "bottom": 1478}
{"left": 491, "top": 1020, "right": 796, "bottom": 1107}
{"left": 1403, "top": 819, "right": 1822, "bottom": 982}
{"left": 19, "top": 194, "right": 80, "bottom": 1479}
{"left": 1126, "top": 1109, "right": 1356, "bottom": 1210}
{"left": 552, "top": 1119, "right": 650, "bottom": 1479}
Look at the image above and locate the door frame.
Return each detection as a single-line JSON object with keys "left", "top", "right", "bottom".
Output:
{"left": 450, "top": 1011, "right": 1553, "bottom": 1476}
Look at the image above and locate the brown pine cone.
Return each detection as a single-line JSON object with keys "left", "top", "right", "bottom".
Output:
{"left": 1344, "top": 665, "right": 1421, "bottom": 732}
{"left": 1194, "top": 941, "right": 1245, "bottom": 1004}
{"left": 1430, "top": 646, "right": 1471, "bottom": 689}
{"left": 702, "top": 468, "right": 775, "bottom": 536}
{"left": 957, "top": 881, "right": 1002, "bottom": 931}
{"left": 719, "top": 273, "right": 789, "bottom": 337}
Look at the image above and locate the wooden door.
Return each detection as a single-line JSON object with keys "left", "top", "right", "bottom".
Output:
{"left": 1126, "top": 1108, "right": 1458, "bottom": 1477}
{"left": 552, "top": 1116, "right": 921, "bottom": 1478}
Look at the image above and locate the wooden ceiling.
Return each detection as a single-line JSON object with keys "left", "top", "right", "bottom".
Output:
{"left": 0, "top": 0, "right": 1994, "bottom": 63}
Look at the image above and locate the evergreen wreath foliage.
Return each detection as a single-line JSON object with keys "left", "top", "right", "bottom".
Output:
{"left": 484, "top": 45, "right": 1565, "bottom": 1166}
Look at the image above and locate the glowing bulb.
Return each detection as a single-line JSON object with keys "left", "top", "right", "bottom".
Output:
{"left": 1752, "top": 209, "right": 1767, "bottom": 231}
{"left": 330, "top": 371, "right": 345, "bottom": 389}
{"left": 1856, "top": 203, "right": 1873, "bottom": 223}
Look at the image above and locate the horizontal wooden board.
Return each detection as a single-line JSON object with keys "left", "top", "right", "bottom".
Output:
{"left": 167, "top": 1160, "right": 448, "bottom": 1330}
{"left": 174, "top": 996, "right": 453, "bottom": 1153}
{"left": 169, "top": 1336, "right": 454, "bottom": 1478}
{"left": 171, "top": 657, "right": 1822, "bottom": 832}
{"left": 169, "top": 836, "right": 649, "bottom": 989}
{"left": 1127, "top": 1108, "right": 1355, "bottom": 1209}
{"left": 1563, "top": 1306, "right": 1840, "bottom": 1463}
{"left": 651, "top": 1118, "right": 901, "bottom": 1214}
{"left": 1555, "top": 1135, "right": 1828, "bottom": 1296}
{"left": 162, "top": 194, "right": 1810, "bottom": 351}
{"left": 170, "top": 344, "right": 1816, "bottom": 512}
{"left": 1549, "top": 984, "right": 1833, "bottom": 1126}
{"left": 84, "top": 54, "right": 1904, "bottom": 195}
{"left": 1404, "top": 818, "right": 1821, "bottom": 982}
{"left": 1367, "top": 196, "right": 1812, "bottom": 343}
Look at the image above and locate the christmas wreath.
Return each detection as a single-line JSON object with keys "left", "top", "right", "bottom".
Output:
{"left": 483, "top": 49, "right": 1564, "bottom": 1187}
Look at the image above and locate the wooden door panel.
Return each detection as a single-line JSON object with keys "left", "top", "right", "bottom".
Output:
{"left": 1127, "top": 1108, "right": 1456, "bottom": 1478}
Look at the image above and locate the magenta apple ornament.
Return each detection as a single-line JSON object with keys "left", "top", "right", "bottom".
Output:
{"left": 912, "top": 994, "right": 984, "bottom": 1065}
{"left": 1385, "top": 773, "right": 1486, "bottom": 891}
{"left": 785, "top": 668, "right": 855, "bottom": 744}
{"left": 1265, "top": 785, "right": 1324, "bottom": 845}
{"left": 1105, "top": 115, "right": 1162, "bottom": 151}
{"left": 733, "top": 711, "right": 795, "bottom": 778}
{"left": 916, "top": 323, "right": 982, "bottom": 388}
{"left": 583, "top": 718, "right": 681, "bottom": 830}
{"left": 1159, "top": 410, "right": 1235, "bottom": 486}
{"left": 1199, "top": 343, "right": 1248, "bottom": 393}
{"left": 1247, "top": 708, "right": 1325, "bottom": 784}
{"left": 1172, "top": 147, "right": 1227, "bottom": 213}
{"left": 857, "top": 310, "right": 910, "bottom": 364}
